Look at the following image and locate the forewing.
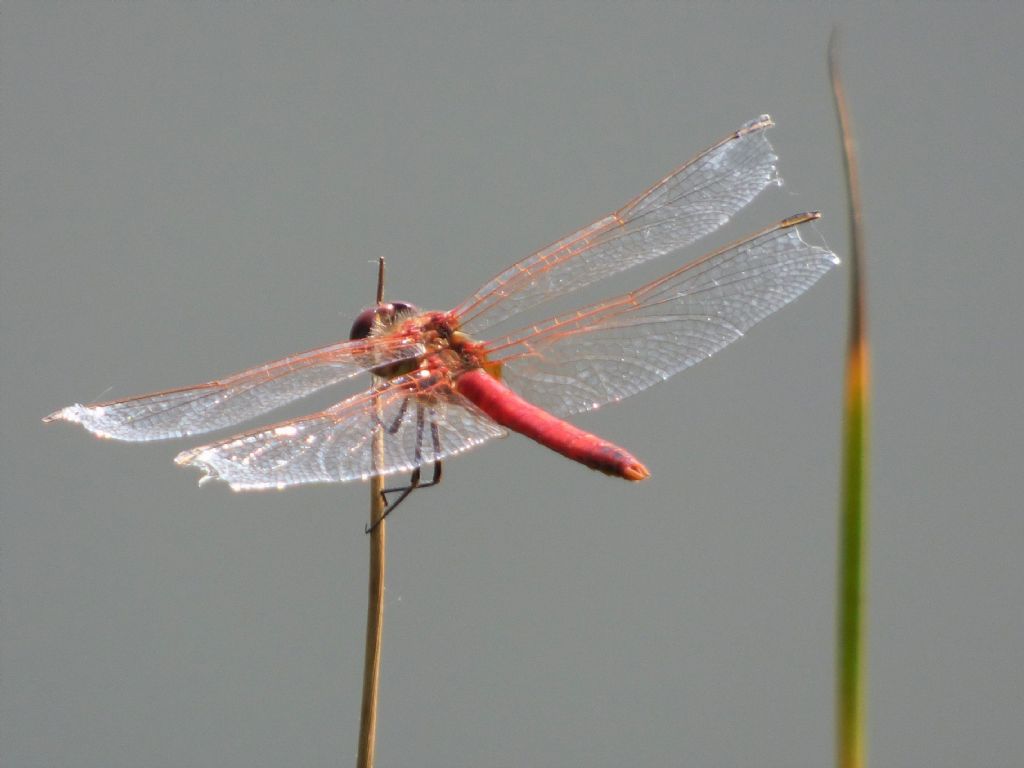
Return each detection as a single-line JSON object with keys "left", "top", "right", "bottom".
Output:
{"left": 174, "top": 374, "right": 507, "bottom": 490}
{"left": 455, "top": 116, "right": 778, "bottom": 332}
{"left": 486, "top": 214, "right": 839, "bottom": 417}
{"left": 43, "top": 335, "right": 424, "bottom": 441}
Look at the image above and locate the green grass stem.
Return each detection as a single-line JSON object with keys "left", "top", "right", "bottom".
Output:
{"left": 830, "top": 30, "right": 870, "bottom": 768}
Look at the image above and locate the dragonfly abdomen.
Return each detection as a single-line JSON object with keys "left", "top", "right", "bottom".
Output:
{"left": 455, "top": 368, "right": 650, "bottom": 481}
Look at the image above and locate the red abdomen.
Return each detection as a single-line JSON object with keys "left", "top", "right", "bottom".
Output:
{"left": 455, "top": 368, "right": 650, "bottom": 481}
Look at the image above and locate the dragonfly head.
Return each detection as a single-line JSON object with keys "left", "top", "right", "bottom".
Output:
{"left": 349, "top": 301, "right": 418, "bottom": 340}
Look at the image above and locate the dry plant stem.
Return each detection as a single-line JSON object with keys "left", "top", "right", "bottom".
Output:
{"left": 830, "top": 29, "right": 871, "bottom": 768}
{"left": 357, "top": 257, "right": 388, "bottom": 768}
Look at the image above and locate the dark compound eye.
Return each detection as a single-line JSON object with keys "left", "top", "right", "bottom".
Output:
{"left": 349, "top": 307, "right": 378, "bottom": 340}
{"left": 349, "top": 302, "right": 418, "bottom": 340}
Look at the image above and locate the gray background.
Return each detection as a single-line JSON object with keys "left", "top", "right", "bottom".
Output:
{"left": 3, "top": 3, "right": 1022, "bottom": 767}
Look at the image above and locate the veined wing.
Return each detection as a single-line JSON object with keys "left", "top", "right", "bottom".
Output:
{"left": 454, "top": 115, "right": 778, "bottom": 333}
{"left": 174, "top": 373, "right": 507, "bottom": 490}
{"left": 484, "top": 213, "right": 838, "bottom": 418}
{"left": 43, "top": 334, "right": 425, "bottom": 441}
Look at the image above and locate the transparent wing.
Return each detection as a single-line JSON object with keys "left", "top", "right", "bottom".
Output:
{"left": 43, "top": 335, "right": 425, "bottom": 441}
{"left": 174, "top": 373, "right": 507, "bottom": 490}
{"left": 454, "top": 115, "right": 779, "bottom": 333}
{"left": 484, "top": 214, "right": 838, "bottom": 418}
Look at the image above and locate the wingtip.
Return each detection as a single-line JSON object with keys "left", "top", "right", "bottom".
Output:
{"left": 781, "top": 211, "right": 822, "bottom": 228}
{"left": 175, "top": 448, "right": 218, "bottom": 488}
{"left": 42, "top": 404, "right": 85, "bottom": 425}
{"left": 740, "top": 114, "right": 775, "bottom": 135}
{"left": 42, "top": 408, "right": 66, "bottom": 424}
{"left": 173, "top": 447, "right": 200, "bottom": 467}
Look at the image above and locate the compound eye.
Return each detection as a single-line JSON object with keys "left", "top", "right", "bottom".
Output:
{"left": 349, "top": 302, "right": 418, "bottom": 340}
{"left": 349, "top": 307, "right": 379, "bottom": 340}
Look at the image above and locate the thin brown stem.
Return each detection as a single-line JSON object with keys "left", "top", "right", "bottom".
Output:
{"left": 357, "top": 257, "right": 388, "bottom": 768}
{"left": 830, "top": 28, "right": 871, "bottom": 768}
{"left": 375, "top": 256, "right": 386, "bottom": 305}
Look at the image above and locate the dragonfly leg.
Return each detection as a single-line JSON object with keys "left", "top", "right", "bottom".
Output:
{"left": 382, "top": 395, "right": 409, "bottom": 434}
{"left": 379, "top": 456, "right": 443, "bottom": 503}
{"left": 366, "top": 406, "right": 443, "bottom": 533}
{"left": 406, "top": 420, "right": 443, "bottom": 491}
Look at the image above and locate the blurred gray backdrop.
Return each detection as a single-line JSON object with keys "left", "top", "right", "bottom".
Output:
{"left": 3, "top": 3, "right": 1022, "bottom": 767}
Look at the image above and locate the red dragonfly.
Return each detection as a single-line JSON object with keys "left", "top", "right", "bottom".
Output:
{"left": 44, "top": 115, "right": 837, "bottom": 508}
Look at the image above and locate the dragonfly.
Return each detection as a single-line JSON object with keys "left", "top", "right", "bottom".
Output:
{"left": 44, "top": 115, "right": 838, "bottom": 513}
